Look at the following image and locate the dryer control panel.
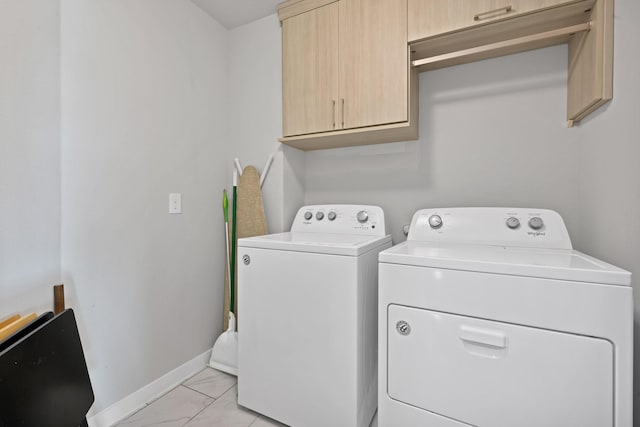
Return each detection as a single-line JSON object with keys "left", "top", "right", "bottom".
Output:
{"left": 407, "top": 207, "right": 572, "bottom": 249}
{"left": 291, "top": 205, "right": 387, "bottom": 236}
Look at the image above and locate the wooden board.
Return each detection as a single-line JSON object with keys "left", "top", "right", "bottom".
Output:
{"left": 0, "top": 313, "right": 37, "bottom": 342}
{"left": 0, "top": 314, "right": 20, "bottom": 330}
{"left": 54, "top": 284, "right": 65, "bottom": 314}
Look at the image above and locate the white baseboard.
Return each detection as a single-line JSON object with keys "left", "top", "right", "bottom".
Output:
{"left": 88, "top": 349, "right": 212, "bottom": 427}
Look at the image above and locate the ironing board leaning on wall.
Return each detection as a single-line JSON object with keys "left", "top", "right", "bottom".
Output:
{"left": 223, "top": 164, "right": 268, "bottom": 330}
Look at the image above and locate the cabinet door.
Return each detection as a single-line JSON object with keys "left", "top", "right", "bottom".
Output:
{"left": 282, "top": 2, "right": 339, "bottom": 137}
{"left": 339, "top": 0, "right": 408, "bottom": 130}
{"left": 567, "top": 0, "right": 613, "bottom": 123}
{"left": 408, "top": 0, "right": 577, "bottom": 42}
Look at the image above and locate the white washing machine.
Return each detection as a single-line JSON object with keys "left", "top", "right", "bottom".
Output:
{"left": 238, "top": 205, "right": 392, "bottom": 427}
{"left": 378, "top": 207, "right": 633, "bottom": 427}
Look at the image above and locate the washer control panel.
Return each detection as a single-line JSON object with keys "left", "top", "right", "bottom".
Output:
{"left": 292, "top": 205, "right": 386, "bottom": 236}
{"left": 408, "top": 207, "right": 571, "bottom": 249}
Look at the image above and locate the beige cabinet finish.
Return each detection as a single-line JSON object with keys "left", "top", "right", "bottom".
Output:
{"left": 408, "top": 0, "right": 579, "bottom": 42}
{"left": 408, "top": 0, "right": 612, "bottom": 126}
{"left": 339, "top": 0, "right": 408, "bottom": 130}
{"left": 279, "top": 0, "right": 612, "bottom": 148}
{"left": 279, "top": 0, "right": 416, "bottom": 148}
{"left": 567, "top": 0, "right": 613, "bottom": 124}
{"left": 282, "top": 2, "right": 339, "bottom": 137}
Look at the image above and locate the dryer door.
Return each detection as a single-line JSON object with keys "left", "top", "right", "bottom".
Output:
{"left": 387, "top": 305, "right": 613, "bottom": 427}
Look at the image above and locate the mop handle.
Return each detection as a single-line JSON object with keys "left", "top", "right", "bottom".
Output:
{"left": 230, "top": 170, "right": 238, "bottom": 313}
{"left": 223, "top": 190, "right": 232, "bottom": 314}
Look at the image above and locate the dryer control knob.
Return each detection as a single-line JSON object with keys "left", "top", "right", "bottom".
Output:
{"left": 528, "top": 216, "right": 544, "bottom": 230}
{"left": 396, "top": 321, "right": 411, "bottom": 336}
{"left": 328, "top": 211, "right": 337, "bottom": 221}
{"left": 304, "top": 211, "right": 313, "bottom": 221}
{"left": 506, "top": 217, "right": 521, "bottom": 229}
{"left": 316, "top": 211, "right": 324, "bottom": 221}
{"left": 428, "top": 214, "right": 443, "bottom": 229}
{"left": 357, "top": 211, "right": 369, "bottom": 223}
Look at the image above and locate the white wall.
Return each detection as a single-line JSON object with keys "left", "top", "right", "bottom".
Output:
{"left": 306, "top": 45, "right": 581, "bottom": 243}
{"left": 60, "top": 0, "right": 229, "bottom": 414}
{"left": 227, "top": 14, "right": 304, "bottom": 233}
{"left": 0, "top": 0, "right": 61, "bottom": 315}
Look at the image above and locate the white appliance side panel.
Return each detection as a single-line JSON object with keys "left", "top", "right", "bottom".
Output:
{"left": 355, "top": 241, "right": 392, "bottom": 427}
{"left": 387, "top": 306, "right": 614, "bottom": 427}
{"left": 238, "top": 248, "right": 359, "bottom": 427}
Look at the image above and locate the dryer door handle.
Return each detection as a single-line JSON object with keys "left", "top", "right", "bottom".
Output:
{"left": 459, "top": 325, "right": 508, "bottom": 348}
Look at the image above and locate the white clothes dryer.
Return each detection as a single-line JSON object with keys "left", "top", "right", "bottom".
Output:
{"left": 378, "top": 207, "right": 633, "bottom": 427}
{"left": 238, "top": 205, "right": 392, "bottom": 427}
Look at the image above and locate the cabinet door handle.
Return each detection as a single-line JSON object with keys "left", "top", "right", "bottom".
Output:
{"left": 474, "top": 5, "right": 513, "bottom": 21}
{"left": 341, "top": 98, "right": 345, "bottom": 128}
{"left": 332, "top": 100, "right": 336, "bottom": 129}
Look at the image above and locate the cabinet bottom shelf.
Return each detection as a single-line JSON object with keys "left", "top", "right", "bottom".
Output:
{"left": 279, "top": 120, "right": 418, "bottom": 151}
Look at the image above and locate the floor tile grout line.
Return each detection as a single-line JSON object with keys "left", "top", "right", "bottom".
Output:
{"left": 247, "top": 415, "right": 262, "bottom": 427}
{"left": 180, "top": 382, "right": 240, "bottom": 427}
{"left": 178, "top": 386, "right": 220, "bottom": 427}
{"left": 181, "top": 383, "right": 225, "bottom": 400}
{"left": 116, "top": 370, "right": 244, "bottom": 427}
{"left": 116, "top": 384, "right": 214, "bottom": 427}
{"left": 181, "top": 402, "right": 211, "bottom": 427}
{"left": 114, "top": 369, "right": 237, "bottom": 426}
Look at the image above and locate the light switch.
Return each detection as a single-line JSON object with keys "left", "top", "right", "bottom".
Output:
{"left": 169, "top": 193, "right": 181, "bottom": 214}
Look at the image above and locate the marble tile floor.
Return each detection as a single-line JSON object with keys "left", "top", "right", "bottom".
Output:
{"left": 114, "top": 367, "right": 378, "bottom": 427}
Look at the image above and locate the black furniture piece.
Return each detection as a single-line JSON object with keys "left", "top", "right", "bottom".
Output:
{"left": 0, "top": 309, "right": 94, "bottom": 427}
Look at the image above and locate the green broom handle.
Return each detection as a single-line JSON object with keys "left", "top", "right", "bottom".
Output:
{"left": 230, "top": 179, "right": 238, "bottom": 313}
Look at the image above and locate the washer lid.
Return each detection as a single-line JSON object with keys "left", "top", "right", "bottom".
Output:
{"left": 379, "top": 241, "right": 631, "bottom": 286}
{"left": 239, "top": 232, "right": 392, "bottom": 256}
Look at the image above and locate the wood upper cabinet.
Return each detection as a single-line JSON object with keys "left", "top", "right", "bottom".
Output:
{"left": 282, "top": 2, "right": 339, "bottom": 136}
{"left": 279, "top": 0, "right": 413, "bottom": 143}
{"left": 567, "top": 0, "right": 613, "bottom": 124}
{"left": 407, "top": 0, "right": 611, "bottom": 126}
{"left": 408, "top": 0, "right": 578, "bottom": 42}
{"left": 339, "top": 0, "right": 408, "bottom": 130}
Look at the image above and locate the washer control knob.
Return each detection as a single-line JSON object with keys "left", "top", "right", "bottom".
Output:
{"left": 304, "top": 211, "right": 313, "bottom": 221}
{"left": 356, "top": 211, "right": 369, "bottom": 223}
{"left": 528, "top": 216, "right": 544, "bottom": 230}
{"left": 506, "top": 217, "right": 520, "bottom": 229}
{"left": 328, "top": 211, "right": 337, "bottom": 221}
{"left": 316, "top": 211, "right": 324, "bottom": 221}
{"left": 428, "top": 214, "right": 443, "bottom": 229}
